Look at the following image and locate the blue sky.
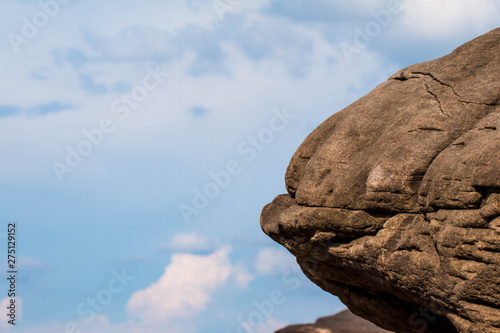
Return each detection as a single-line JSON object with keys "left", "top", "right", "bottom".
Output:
{"left": 0, "top": 0, "right": 499, "bottom": 332}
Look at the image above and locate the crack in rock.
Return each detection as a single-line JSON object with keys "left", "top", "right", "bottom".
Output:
{"left": 423, "top": 82, "right": 451, "bottom": 118}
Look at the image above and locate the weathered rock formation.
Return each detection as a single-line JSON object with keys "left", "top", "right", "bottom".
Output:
{"left": 275, "top": 309, "right": 391, "bottom": 333}
{"left": 261, "top": 28, "right": 500, "bottom": 333}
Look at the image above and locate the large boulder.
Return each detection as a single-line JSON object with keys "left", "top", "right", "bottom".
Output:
{"left": 261, "top": 28, "right": 500, "bottom": 333}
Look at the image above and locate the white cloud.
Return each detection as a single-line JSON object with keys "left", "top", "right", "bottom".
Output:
{"left": 399, "top": 0, "right": 500, "bottom": 39}
{"left": 232, "top": 264, "right": 254, "bottom": 289}
{"left": 0, "top": 0, "right": 397, "bottom": 190}
{"left": 127, "top": 246, "right": 252, "bottom": 324}
{"left": 254, "top": 247, "right": 298, "bottom": 276}
{"left": 0, "top": 297, "right": 21, "bottom": 329}
{"left": 168, "top": 232, "right": 214, "bottom": 253}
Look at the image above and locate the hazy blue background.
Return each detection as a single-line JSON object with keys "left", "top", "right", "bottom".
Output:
{"left": 0, "top": 1, "right": 498, "bottom": 332}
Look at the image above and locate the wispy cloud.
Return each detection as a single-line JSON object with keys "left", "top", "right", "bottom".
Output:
{"left": 399, "top": 0, "right": 500, "bottom": 39}
{"left": 37, "top": 101, "right": 74, "bottom": 115}
{"left": 167, "top": 232, "right": 215, "bottom": 253}
{"left": 53, "top": 48, "right": 89, "bottom": 69}
{"left": 0, "top": 102, "right": 73, "bottom": 117}
{"left": 263, "top": 0, "right": 347, "bottom": 23}
{"left": 19, "top": 256, "right": 47, "bottom": 279}
{"left": 254, "top": 247, "right": 298, "bottom": 276}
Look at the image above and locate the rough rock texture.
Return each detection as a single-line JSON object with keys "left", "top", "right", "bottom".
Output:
{"left": 275, "top": 309, "right": 391, "bottom": 333}
{"left": 261, "top": 28, "right": 500, "bottom": 333}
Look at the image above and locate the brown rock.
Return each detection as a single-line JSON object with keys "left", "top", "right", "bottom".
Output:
{"left": 275, "top": 309, "right": 391, "bottom": 333}
{"left": 261, "top": 28, "right": 500, "bottom": 333}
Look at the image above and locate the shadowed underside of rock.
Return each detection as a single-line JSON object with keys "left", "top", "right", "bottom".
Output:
{"left": 261, "top": 28, "right": 500, "bottom": 333}
{"left": 275, "top": 309, "right": 391, "bottom": 333}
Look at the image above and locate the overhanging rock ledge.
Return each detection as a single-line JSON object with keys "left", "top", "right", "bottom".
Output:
{"left": 261, "top": 28, "right": 500, "bottom": 333}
